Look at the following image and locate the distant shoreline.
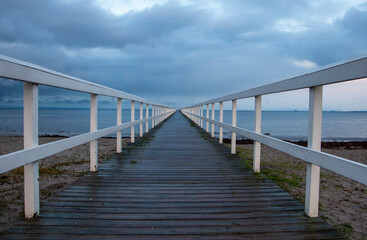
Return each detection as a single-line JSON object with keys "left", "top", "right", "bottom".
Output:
{"left": 221, "top": 138, "right": 367, "bottom": 149}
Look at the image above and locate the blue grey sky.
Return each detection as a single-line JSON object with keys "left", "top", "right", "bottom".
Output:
{"left": 0, "top": 0, "right": 367, "bottom": 110}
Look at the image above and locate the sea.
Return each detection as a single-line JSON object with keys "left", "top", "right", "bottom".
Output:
{"left": 0, "top": 108, "right": 366, "bottom": 142}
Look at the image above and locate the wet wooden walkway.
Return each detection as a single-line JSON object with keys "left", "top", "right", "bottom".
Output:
{"left": 1, "top": 112, "right": 342, "bottom": 239}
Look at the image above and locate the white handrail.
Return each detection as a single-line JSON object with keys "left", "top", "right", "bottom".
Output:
{"left": 181, "top": 53, "right": 367, "bottom": 218}
{"left": 0, "top": 54, "right": 176, "bottom": 218}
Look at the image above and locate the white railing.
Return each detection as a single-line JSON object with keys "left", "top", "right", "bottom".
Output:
{"left": 181, "top": 54, "right": 367, "bottom": 218}
{"left": 0, "top": 54, "right": 176, "bottom": 218}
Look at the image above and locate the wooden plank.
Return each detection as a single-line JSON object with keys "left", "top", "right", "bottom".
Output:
{"left": 40, "top": 206, "right": 306, "bottom": 215}
{"left": 6, "top": 223, "right": 338, "bottom": 235}
{"left": 38, "top": 211, "right": 306, "bottom": 220}
{"left": 42, "top": 200, "right": 301, "bottom": 209}
{"left": 15, "top": 217, "right": 326, "bottom": 228}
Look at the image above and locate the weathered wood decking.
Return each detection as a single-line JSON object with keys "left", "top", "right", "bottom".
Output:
{"left": 1, "top": 112, "right": 342, "bottom": 239}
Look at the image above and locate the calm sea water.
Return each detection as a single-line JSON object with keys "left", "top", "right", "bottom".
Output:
{"left": 0, "top": 109, "right": 366, "bottom": 141}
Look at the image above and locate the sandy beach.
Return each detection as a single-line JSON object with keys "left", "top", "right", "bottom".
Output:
{"left": 0, "top": 136, "right": 366, "bottom": 239}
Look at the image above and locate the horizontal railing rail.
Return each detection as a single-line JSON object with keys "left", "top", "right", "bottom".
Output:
{"left": 181, "top": 53, "right": 367, "bottom": 218}
{"left": 0, "top": 54, "right": 176, "bottom": 218}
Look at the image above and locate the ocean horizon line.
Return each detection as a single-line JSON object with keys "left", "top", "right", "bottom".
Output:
{"left": 0, "top": 106, "right": 366, "bottom": 112}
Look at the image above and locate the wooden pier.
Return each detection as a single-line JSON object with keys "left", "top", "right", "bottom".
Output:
{"left": 1, "top": 112, "right": 342, "bottom": 239}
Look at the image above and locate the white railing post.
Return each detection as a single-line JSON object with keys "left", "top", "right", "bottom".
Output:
{"left": 211, "top": 103, "right": 215, "bottom": 137}
{"left": 206, "top": 104, "right": 209, "bottom": 132}
{"left": 157, "top": 106, "right": 159, "bottom": 124}
{"left": 23, "top": 82, "right": 39, "bottom": 218}
{"left": 253, "top": 95, "right": 262, "bottom": 172}
{"left": 231, "top": 99, "right": 237, "bottom": 154}
{"left": 157, "top": 106, "right": 160, "bottom": 125}
{"left": 198, "top": 106, "right": 200, "bottom": 127}
{"left": 163, "top": 107, "right": 165, "bottom": 122}
{"left": 198, "top": 106, "right": 200, "bottom": 125}
{"left": 195, "top": 107, "right": 197, "bottom": 125}
{"left": 90, "top": 94, "right": 98, "bottom": 172}
{"left": 219, "top": 101, "right": 223, "bottom": 144}
{"left": 131, "top": 100, "right": 135, "bottom": 143}
{"left": 152, "top": 105, "right": 155, "bottom": 128}
{"left": 116, "top": 98, "right": 122, "bottom": 153}
{"left": 139, "top": 102, "right": 143, "bottom": 137}
{"left": 146, "top": 104, "right": 149, "bottom": 133}
{"left": 200, "top": 105, "right": 203, "bottom": 128}
{"left": 305, "top": 86, "right": 323, "bottom": 217}
{"left": 193, "top": 107, "right": 195, "bottom": 123}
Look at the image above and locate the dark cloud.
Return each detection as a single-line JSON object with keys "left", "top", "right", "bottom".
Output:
{"left": 0, "top": 0, "right": 205, "bottom": 48}
{"left": 0, "top": 78, "right": 23, "bottom": 106}
{"left": 338, "top": 6, "right": 367, "bottom": 35}
{"left": 275, "top": 6, "right": 367, "bottom": 65}
{"left": 0, "top": 0, "right": 366, "bottom": 109}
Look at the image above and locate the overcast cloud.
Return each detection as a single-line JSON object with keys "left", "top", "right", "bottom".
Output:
{"left": 0, "top": 0, "right": 367, "bottom": 109}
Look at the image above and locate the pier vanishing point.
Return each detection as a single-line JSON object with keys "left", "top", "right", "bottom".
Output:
{"left": 1, "top": 54, "right": 367, "bottom": 239}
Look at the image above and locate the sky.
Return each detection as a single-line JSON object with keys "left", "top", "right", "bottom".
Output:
{"left": 0, "top": 0, "right": 367, "bottom": 110}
